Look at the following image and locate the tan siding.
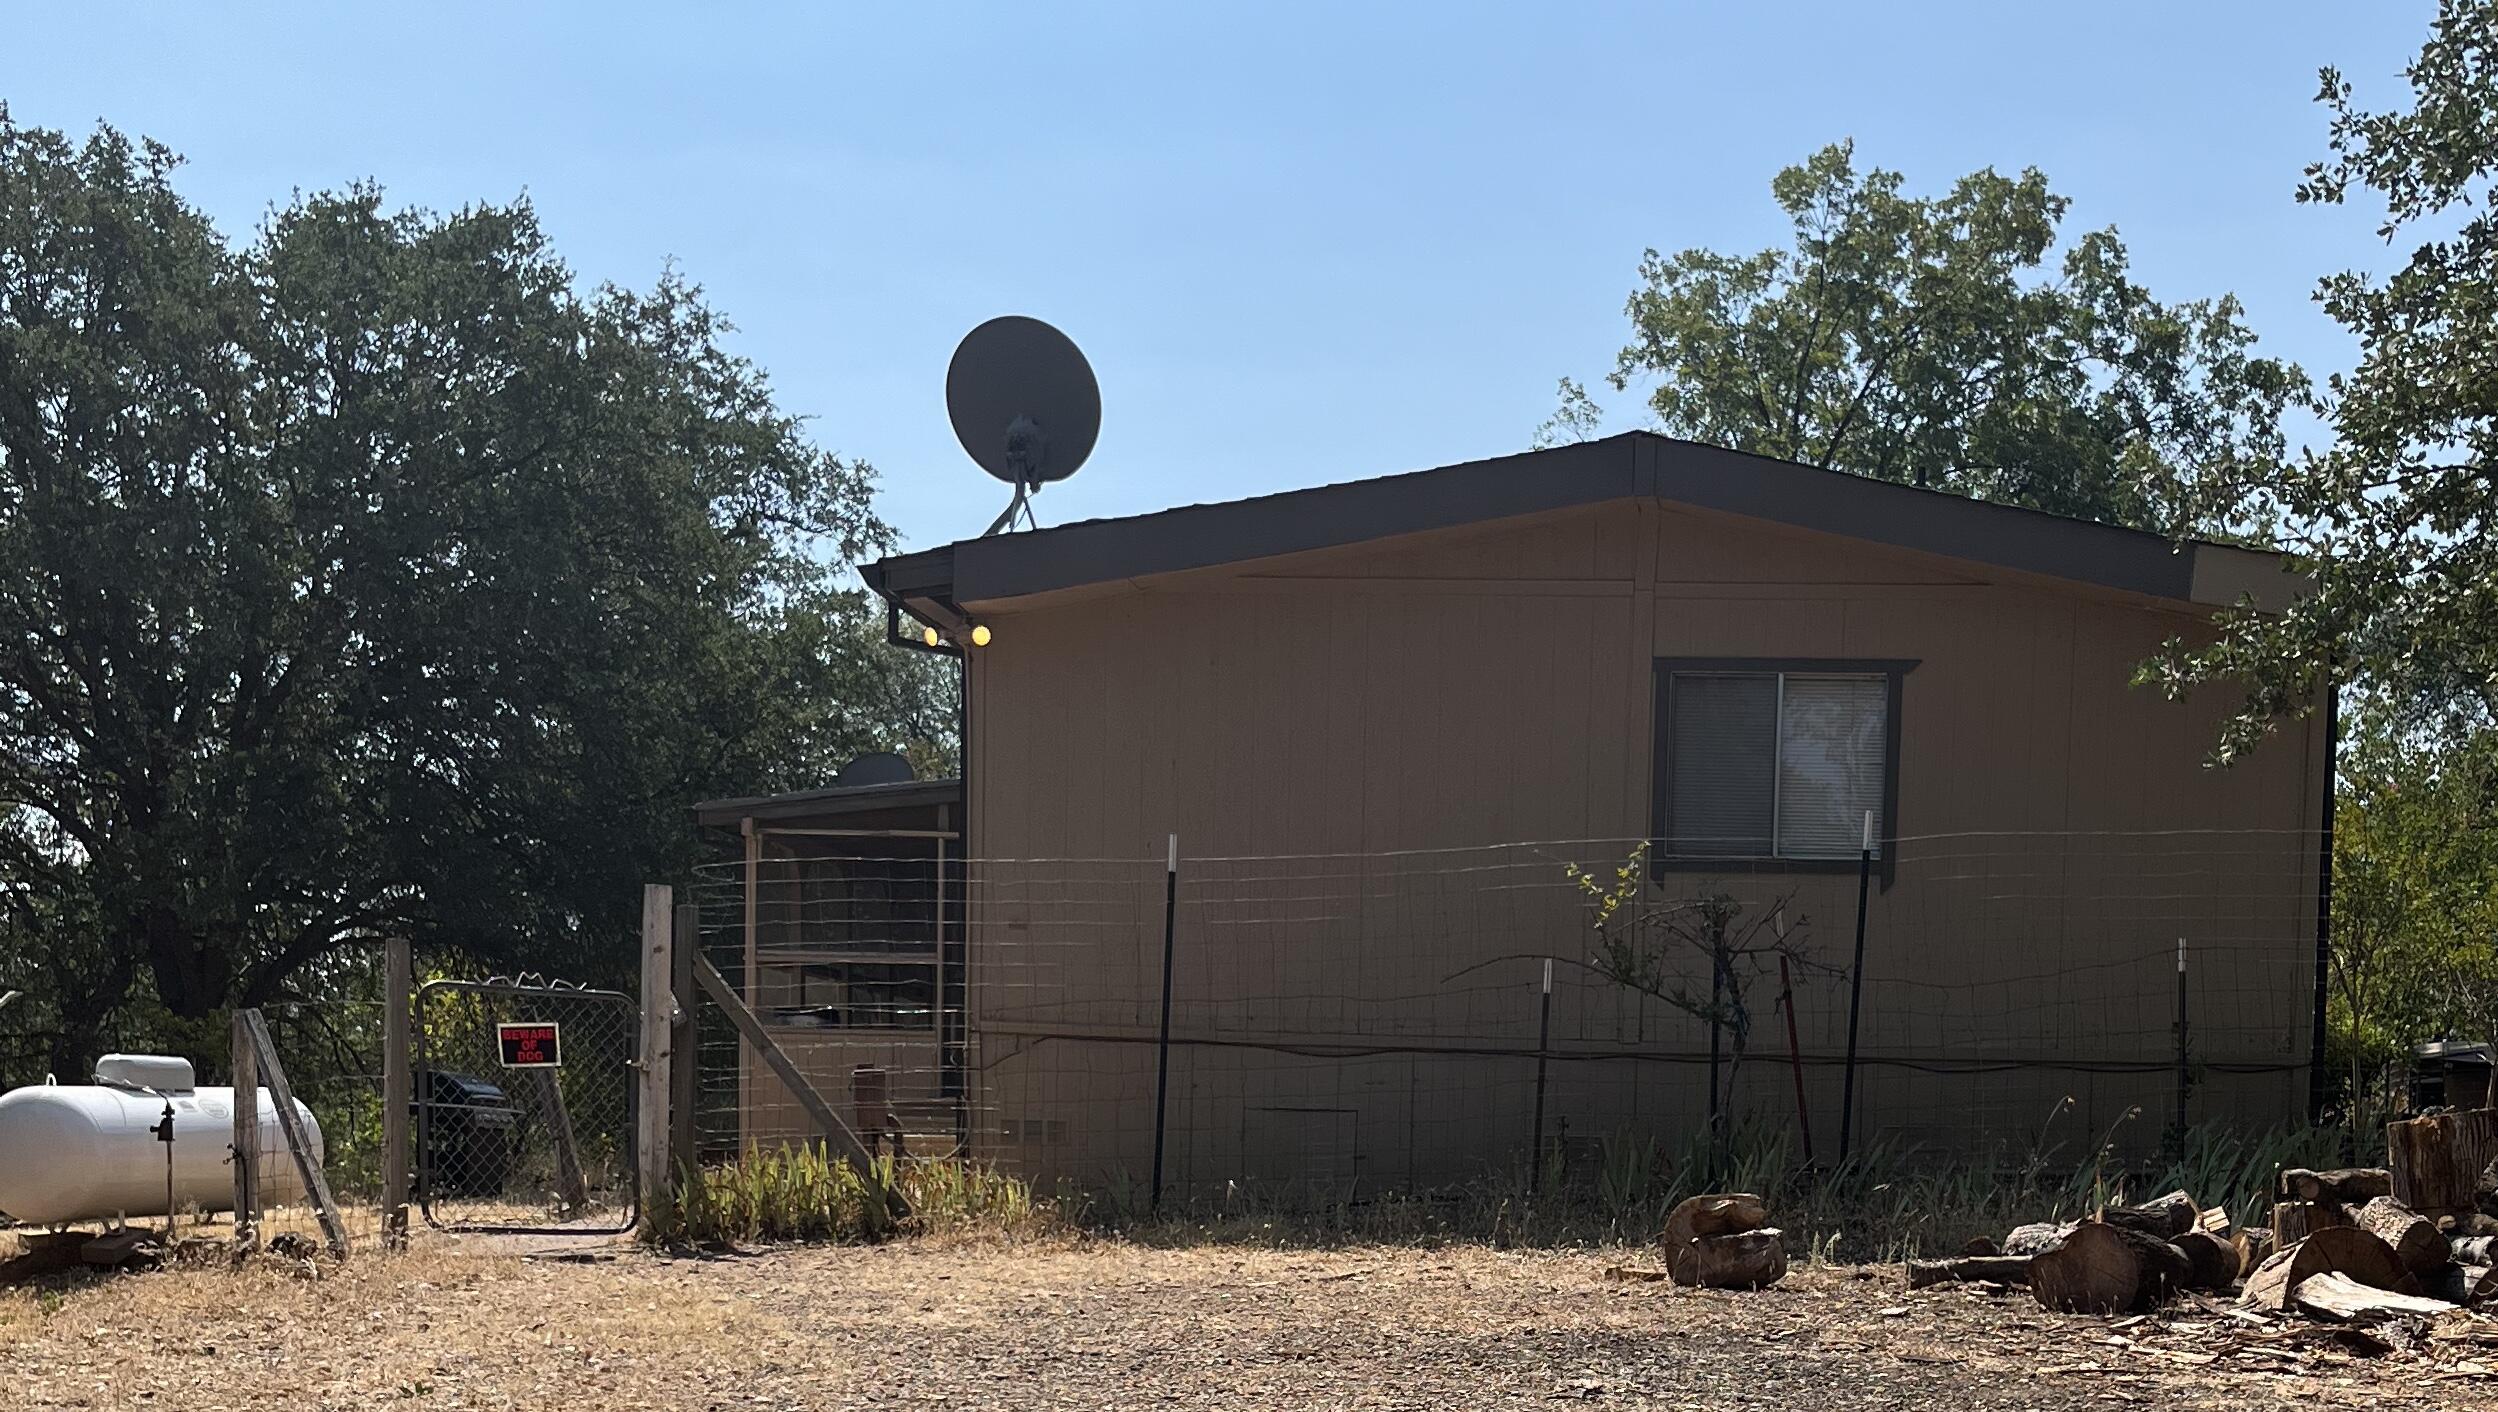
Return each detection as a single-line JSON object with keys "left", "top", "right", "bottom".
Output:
{"left": 961, "top": 498, "right": 2327, "bottom": 1185}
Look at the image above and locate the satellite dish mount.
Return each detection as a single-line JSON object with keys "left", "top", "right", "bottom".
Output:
{"left": 946, "top": 316, "right": 1100, "bottom": 536}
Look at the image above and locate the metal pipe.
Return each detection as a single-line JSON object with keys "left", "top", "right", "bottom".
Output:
{"left": 1530, "top": 958, "right": 1553, "bottom": 1194}
{"left": 1839, "top": 809, "right": 1874, "bottom": 1164}
{"left": 1150, "top": 834, "right": 1178, "bottom": 1211}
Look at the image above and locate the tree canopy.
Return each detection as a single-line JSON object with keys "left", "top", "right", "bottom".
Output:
{"left": 1545, "top": 142, "right": 2304, "bottom": 536}
{"left": 2147, "top": 0, "right": 2498, "bottom": 762}
{"left": 0, "top": 112, "right": 949, "bottom": 1077}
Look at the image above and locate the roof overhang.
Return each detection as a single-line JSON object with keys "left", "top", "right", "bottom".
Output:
{"left": 864, "top": 433, "right": 2304, "bottom": 621}
{"left": 691, "top": 777, "right": 963, "bottom": 829}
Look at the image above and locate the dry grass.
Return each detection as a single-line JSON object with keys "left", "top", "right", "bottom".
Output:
{"left": 3, "top": 1234, "right": 2494, "bottom": 1409}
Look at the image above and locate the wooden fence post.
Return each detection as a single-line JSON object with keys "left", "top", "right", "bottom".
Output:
{"left": 382, "top": 936, "right": 412, "bottom": 1249}
{"left": 231, "top": 1013, "right": 259, "bottom": 1254}
{"left": 670, "top": 901, "right": 700, "bottom": 1195}
{"left": 240, "top": 1008, "right": 348, "bottom": 1258}
{"left": 637, "top": 884, "right": 675, "bottom": 1236}
{"left": 693, "top": 953, "right": 907, "bottom": 1223}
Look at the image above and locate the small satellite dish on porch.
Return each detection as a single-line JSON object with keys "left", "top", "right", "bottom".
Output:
{"left": 946, "top": 315, "right": 1099, "bottom": 535}
{"left": 834, "top": 752, "right": 916, "bottom": 789}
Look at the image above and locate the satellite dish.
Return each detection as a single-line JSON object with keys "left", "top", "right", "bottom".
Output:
{"left": 945, "top": 316, "right": 1100, "bottom": 534}
{"left": 834, "top": 752, "right": 916, "bottom": 789}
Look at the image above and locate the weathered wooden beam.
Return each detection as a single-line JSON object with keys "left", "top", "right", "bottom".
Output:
{"left": 692, "top": 952, "right": 906, "bottom": 1221}
{"left": 669, "top": 901, "right": 699, "bottom": 1196}
{"left": 528, "top": 1067, "right": 590, "bottom": 1212}
{"left": 381, "top": 936, "right": 412, "bottom": 1250}
{"left": 637, "top": 885, "right": 675, "bottom": 1234}
{"left": 239, "top": 1008, "right": 347, "bottom": 1259}
{"left": 230, "top": 1013, "right": 259, "bottom": 1254}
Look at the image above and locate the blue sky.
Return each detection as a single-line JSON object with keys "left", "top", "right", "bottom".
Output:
{"left": 4, "top": 3, "right": 2432, "bottom": 551}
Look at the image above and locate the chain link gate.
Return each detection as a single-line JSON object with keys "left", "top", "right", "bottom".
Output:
{"left": 415, "top": 976, "right": 639, "bottom": 1234}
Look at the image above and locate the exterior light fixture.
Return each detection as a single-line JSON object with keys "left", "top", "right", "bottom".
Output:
{"left": 922, "top": 625, "right": 941, "bottom": 647}
{"left": 969, "top": 624, "right": 993, "bottom": 648}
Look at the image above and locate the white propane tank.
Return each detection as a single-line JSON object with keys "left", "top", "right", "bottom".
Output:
{"left": 0, "top": 1055, "right": 323, "bottom": 1225}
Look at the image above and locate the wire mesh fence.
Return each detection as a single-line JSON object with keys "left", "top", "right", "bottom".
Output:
{"left": 688, "top": 827, "right": 2327, "bottom": 1201}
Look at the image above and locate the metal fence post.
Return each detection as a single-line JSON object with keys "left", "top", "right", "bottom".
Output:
{"left": 1838, "top": 809, "right": 1874, "bottom": 1165}
{"left": 2172, "top": 937, "right": 2190, "bottom": 1158}
{"left": 1150, "top": 833, "right": 1178, "bottom": 1212}
{"left": 382, "top": 935, "right": 411, "bottom": 1249}
{"left": 1530, "top": 957, "right": 1553, "bottom": 1194}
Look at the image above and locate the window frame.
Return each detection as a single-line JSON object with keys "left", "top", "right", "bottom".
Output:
{"left": 753, "top": 953, "right": 943, "bottom": 1035}
{"left": 1649, "top": 657, "right": 1916, "bottom": 886}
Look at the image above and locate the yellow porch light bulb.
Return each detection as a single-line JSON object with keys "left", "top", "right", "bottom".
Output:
{"left": 970, "top": 624, "right": 993, "bottom": 647}
{"left": 922, "top": 625, "right": 941, "bottom": 647}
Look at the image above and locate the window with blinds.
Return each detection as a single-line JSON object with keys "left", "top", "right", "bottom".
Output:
{"left": 1661, "top": 668, "right": 1890, "bottom": 861}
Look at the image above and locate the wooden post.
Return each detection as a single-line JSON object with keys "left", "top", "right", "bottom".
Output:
{"left": 381, "top": 936, "right": 412, "bottom": 1249}
{"left": 740, "top": 819, "right": 760, "bottom": 1153}
{"left": 230, "top": 1013, "right": 259, "bottom": 1254}
{"left": 637, "top": 884, "right": 675, "bottom": 1235}
{"left": 670, "top": 901, "right": 699, "bottom": 1195}
{"left": 694, "top": 953, "right": 906, "bottom": 1221}
{"left": 2389, "top": 1108, "right": 2498, "bottom": 1216}
{"left": 239, "top": 1009, "right": 347, "bottom": 1259}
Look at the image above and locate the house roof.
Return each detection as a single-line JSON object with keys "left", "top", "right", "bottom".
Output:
{"left": 864, "top": 432, "right": 2298, "bottom": 629}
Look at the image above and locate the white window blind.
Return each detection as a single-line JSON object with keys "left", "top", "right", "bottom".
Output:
{"left": 1774, "top": 675, "right": 1887, "bottom": 859}
{"left": 1662, "top": 668, "right": 1889, "bottom": 861}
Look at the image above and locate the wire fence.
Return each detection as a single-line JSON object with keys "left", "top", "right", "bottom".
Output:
{"left": 689, "top": 827, "right": 2325, "bottom": 1199}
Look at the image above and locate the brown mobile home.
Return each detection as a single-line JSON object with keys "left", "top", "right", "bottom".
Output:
{"left": 856, "top": 433, "right": 2329, "bottom": 1189}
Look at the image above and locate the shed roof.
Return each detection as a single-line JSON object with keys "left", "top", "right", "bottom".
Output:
{"left": 864, "top": 432, "right": 2297, "bottom": 628}
{"left": 690, "top": 776, "right": 962, "bottom": 829}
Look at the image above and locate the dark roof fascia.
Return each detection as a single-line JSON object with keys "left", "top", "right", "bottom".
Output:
{"left": 863, "top": 432, "right": 2272, "bottom": 613}
{"left": 691, "top": 777, "right": 963, "bottom": 828}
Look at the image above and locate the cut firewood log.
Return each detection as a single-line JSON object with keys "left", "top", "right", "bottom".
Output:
{"left": 2098, "top": 1191, "right": 2200, "bottom": 1240}
{"left": 2232, "top": 1230, "right": 2263, "bottom": 1280}
{"left": 2443, "top": 1210, "right": 2498, "bottom": 1238}
{"left": 1681, "top": 1228, "right": 1787, "bottom": 1289}
{"left": 2004, "top": 1222, "right": 2074, "bottom": 1258}
{"left": 2479, "top": 1155, "right": 2498, "bottom": 1218}
{"left": 1904, "top": 1254, "right": 2034, "bottom": 1290}
{"left": 2430, "top": 1262, "right": 2498, "bottom": 1307}
{"left": 1659, "top": 1194, "right": 1771, "bottom": 1286}
{"left": 2173, "top": 1229, "right": 2243, "bottom": 1291}
{"left": 2455, "top": 1234, "right": 2498, "bottom": 1266}
{"left": 2388, "top": 1112, "right": 2498, "bottom": 1215}
{"left": 2355, "top": 1197, "right": 2447, "bottom": 1278}
{"left": 2240, "top": 1227, "right": 2413, "bottom": 1312}
{"left": 2272, "top": 1200, "right": 2354, "bottom": 1246}
{"left": 2196, "top": 1205, "right": 2232, "bottom": 1237}
{"left": 2031, "top": 1222, "right": 2192, "bottom": 1314}
{"left": 2290, "top": 1272, "right": 2458, "bottom": 1322}
{"left": 2283, "top": 1168, "right": 2394, "bottom": 1206}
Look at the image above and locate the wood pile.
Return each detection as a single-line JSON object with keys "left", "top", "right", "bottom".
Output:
{"left": 1902, "top": 1191, "right": 2247, "bottom": 1310}
{"left": 1659, "top": 1192, "right": 1787, "bottom": 1289}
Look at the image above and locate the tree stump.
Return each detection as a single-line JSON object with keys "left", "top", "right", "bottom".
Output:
{"left": 2240, "top": 1227, "right": 2412, "bottom": 1312}
{"left": 2031, "top": 1222, "right": 2191, "bottom": 1314}
{"left": 2271, "top": 1200, "right": 2353, "bottom": 1247}
{"left": 2354, "top": 1197, "right": 2446, "bottom": 1278}
{"left": 2388, "top": 1111, "right": 2498, "bottom": 1216}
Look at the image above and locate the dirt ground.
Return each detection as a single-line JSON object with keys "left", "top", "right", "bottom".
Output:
{"left": 6, "top": 1237, "right": 2498, "bottom": 1410}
